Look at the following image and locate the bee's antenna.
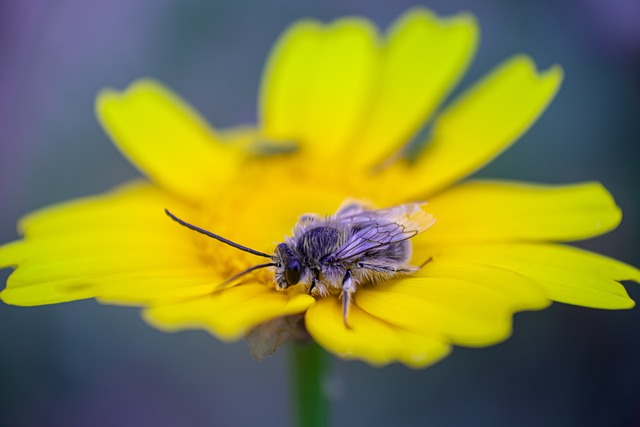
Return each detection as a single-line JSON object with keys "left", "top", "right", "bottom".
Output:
{"left": 164, "top": 209, "right": 273, "bottom": 258}
{"left": 218, "top": 262, "right": 278, "bottom": 288}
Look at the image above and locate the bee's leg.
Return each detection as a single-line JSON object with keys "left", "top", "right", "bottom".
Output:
{"left": 308, "top": 274, "right": 317, "bottom": 295}
{"left": 357, "top": 263, "right": 399, "bottom": 273}
{"left": 341, "top": 270, "right": 355, "bottom": 329}
{"left": 357, "top": 261, "right": 431, "bottom": 274}
{"left": 418, "top": 257, "right": 433, "bottom": 269}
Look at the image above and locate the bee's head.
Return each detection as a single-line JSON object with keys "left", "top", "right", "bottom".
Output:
{"left": 273, "top": 243, "right": 304, "bottom": 290}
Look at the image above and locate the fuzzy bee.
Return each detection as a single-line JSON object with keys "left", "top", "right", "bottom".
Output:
{"left": 165, "top": 201, "right": 435, "bottom": 327}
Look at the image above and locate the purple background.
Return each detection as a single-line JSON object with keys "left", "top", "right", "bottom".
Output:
{"left": 0, "top": 0, "right": 639, "bottom": 426}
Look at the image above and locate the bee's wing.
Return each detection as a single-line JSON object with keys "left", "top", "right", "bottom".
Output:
{"left": 334, "top": 199, "right": 374, "bottom": 217}
{"left": 331, "top": 203, "right": 435, "bottom": 261}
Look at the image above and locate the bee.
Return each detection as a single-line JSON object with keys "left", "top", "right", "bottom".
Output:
{"left": 165, "top": 201, "right": 435, "bottom": 328}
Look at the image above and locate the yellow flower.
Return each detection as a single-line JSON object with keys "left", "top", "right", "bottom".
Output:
{"left": 1, "top": 8, "right": 637, "bottom": 368}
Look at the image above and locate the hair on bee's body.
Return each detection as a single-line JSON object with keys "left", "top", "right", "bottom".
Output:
{"left": 276, "top": 218, "right": 413, "bottom": 296}
{"left": 165, "top": 201, "right": 435, "bottom": 328}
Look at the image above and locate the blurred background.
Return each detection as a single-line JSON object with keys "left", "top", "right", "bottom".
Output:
{"left": 0, "top": 0, "right": 638, "bottom": 426}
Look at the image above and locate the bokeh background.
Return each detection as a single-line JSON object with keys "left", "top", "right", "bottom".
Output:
{"left": 1, "top": 0, "right": 639, "bottom": 426}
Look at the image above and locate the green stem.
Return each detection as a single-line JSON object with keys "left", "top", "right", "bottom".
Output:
{"left": 288, "top": 342, "right": 330, "bottom": 427}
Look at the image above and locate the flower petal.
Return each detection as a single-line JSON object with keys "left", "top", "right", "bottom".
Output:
{"left": 0, "top": 182, "right": 217, "bottom": 306}
{"left": 353, "top": 9, "right": 478, "bottom": 168}
{"left": 96, "top": 80, "right": 241, "bottom": 202}
{"left": 421, "top": 244, "right": 638, "bottom": 309}
{"left": 385, "top": 56, "right": 563, "bottom": 201}
{"left": 422, "top": 180, "right": 621, "bottom": 244}
{"left": 356, "top": 274, "right": 528, "bottom": 348}
{"left": 412, "top": 258, "right": 550, "bottom": 311}
{"left": 259, "top": 18, "right": 378, "bottom": 159}
{"left": 305, "top": 297, "right": 451, "bottom": 368}
{"left": 144, "top": 285, "right": 314, "bottom": 341}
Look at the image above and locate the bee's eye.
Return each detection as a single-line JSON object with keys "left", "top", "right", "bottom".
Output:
{"left": 285, "top": 260, "right": 301, "bottom": 286}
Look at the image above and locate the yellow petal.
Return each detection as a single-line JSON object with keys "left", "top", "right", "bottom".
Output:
{"left": 144, "top": 285, "right": 314, "bottom": 341}
{"left": 0, "top": 241, "right": 26, "bottom": 269}
{"left": 16, "top": 181, "right": 189, "bottom": 237}
{"left": 422, "top": 244, "right": 638, "bottom": 309}
{"left": 412, "top": 258, "right": 550, "bottom": 311}
{"left": 259, "top": 20, "right": 321, "bottom": 143}
{"left": 422, "top": 180, "right": 621, "bottom": 244}
{"left": 305, "top": 297, "right": 451, "bottom": 368}
{"left": 353, "top": 9, "right": 478, "bottom": 168}
{"left": 357, "top": 277, "right": 517, "bottom": 347}
{"left": 96, "top": 80, "right": 241, "bottom": 202}
{"left": 95, "top": 277, "right": 219, "bottom": 306}
{"left": 0, "top": 182, "right": 215, "bottom": 306}
{"left": 3, "top": 269, "right": 218, "bottom": 307}
{"left": 386, "top": 56, "right": 563, "bottom": 201}
{"left": 259, "top": 18, "right": 378, "bottom": 159}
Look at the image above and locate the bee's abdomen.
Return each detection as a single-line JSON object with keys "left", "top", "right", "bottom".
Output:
{"left": 365, "top": 240, "right": 411, "bottom": 263}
